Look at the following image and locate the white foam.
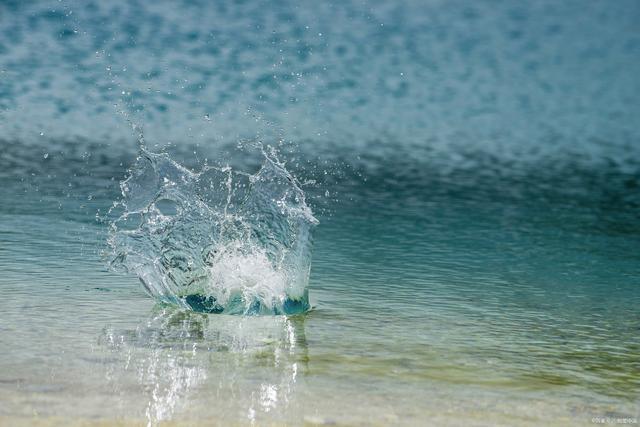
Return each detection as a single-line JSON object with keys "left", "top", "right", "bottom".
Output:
{"left": 205, "top": 241, "right": 288, "bottom": 312}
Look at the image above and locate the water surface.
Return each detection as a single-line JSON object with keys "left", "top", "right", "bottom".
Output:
{"left": 1, "top": 0, "right": 639, "bottom": 425}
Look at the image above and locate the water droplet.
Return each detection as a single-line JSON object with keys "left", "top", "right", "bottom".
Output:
{"left": 39, "top": 132, "right": 44, "bottom": 136}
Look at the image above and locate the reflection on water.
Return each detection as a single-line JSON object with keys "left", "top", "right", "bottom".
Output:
{"left": 99, "top": 306, "right": 308, "bottom": 426}
{"left": 0, "top": 139, "right": 638, "bottom": 424}
{"left": 1, "top": 0, "right": 639, "bottom": 423}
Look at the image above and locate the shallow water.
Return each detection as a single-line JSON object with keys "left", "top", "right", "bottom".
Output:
{"left": 1, "top": 0, "right": 640, "bottom": 426}
{"left": 1, "top": 142, "right": 638, "bottom": 425}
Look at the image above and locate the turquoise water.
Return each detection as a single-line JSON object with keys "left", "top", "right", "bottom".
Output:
{"left": 1, "top": 0, "right": 639, "bottom": 425}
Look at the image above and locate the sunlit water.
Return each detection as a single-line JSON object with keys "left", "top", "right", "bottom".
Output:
{"left": 1, "top": 0, "right": 639, "bottom": 426}
{"left": 1, "top": 141, "right": 638, "bottom": 426}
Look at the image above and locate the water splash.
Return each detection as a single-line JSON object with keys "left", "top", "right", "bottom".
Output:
{"left": 108, "top": 147, "right": 318, "bottom": 315}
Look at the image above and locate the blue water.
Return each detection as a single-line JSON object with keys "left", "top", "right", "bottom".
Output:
{"left": 1, "top": 0, "right": 639, "bottom": 425}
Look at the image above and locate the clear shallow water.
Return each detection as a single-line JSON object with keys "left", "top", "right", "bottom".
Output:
{"left": 1, "top": 143, "right": 638, "bottom": 426}
{"left": 1, "top": 0, "right": 640, "bottom": 426}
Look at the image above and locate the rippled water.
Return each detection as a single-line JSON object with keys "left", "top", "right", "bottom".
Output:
{"left": 1, "top": 141, "right": 638, "bottom": 425}
{"left": 1, "top": 0, "right": 639, "bottom": 425}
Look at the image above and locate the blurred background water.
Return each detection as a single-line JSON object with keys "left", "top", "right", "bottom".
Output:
{"left": 0, "top": 0, "right": 639, "bottom": 425}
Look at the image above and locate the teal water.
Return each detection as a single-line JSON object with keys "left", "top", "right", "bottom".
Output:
{"left": 1, "top": 141, "right": 638, "bottom": 425}
{"left": 1, "top": 0, "right": 640, "bottom": 425}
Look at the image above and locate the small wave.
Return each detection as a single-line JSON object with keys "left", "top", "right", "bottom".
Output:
{"left": 108, "top": 147, "right": 318, "bottom": 315}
